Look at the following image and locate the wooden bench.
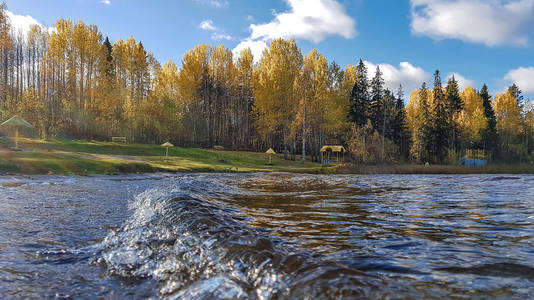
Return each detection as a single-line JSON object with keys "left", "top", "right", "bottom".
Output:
{"left": 112, "top": 137, "right": 127, "bottom": 143}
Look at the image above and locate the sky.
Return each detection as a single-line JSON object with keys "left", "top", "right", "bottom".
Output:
{"left": 6, "top": 0, "right": 534, "bottom": 100}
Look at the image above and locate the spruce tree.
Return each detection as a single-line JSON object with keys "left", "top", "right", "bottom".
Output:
{"left": 418, "top": 82, "right": 432, "bottom": 163}
{"left": 445, "top": 75, "right": 462, "bottom": 150}
{"left": 103, "top": 37, "right": 113, "bottom": 61}
{"left": 392, "top": 85, "right": 410, "bottom": 159}
{"left": 508, "top": 83, "right": 524, "bottom": 109}
{"left": 328, "top": 61, "right": 343, "bottom": 90}
{"left": 382, "top": 89, "right": 396, "bottom": 139}
{"left": 378, "top": 88, "right": 396, "bottom": 160}
{"left": 102, "top": 37, "right": 114, "bottom": 77}
{"left": 370, "top": 66, "right": 385, "bottom": 131}
{"left": 480, "top": 83, "right": 497, "bottom": 156}
{"left": 348, "top": 59, "right": 369, "bottom": 126}
{"left": 432, "top": 70, "right": 448, "bottom": 163}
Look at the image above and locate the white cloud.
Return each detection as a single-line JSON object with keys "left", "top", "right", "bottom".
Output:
{"left": 101, "top": 0, "right": 111, "bottom": 5}
{"left": 232, "top": 39, "right": 267, "bottom": 63}
{"left": 199, "top": 20, "right": 217, "bottom": 31}
{"left": 447, "top": 73, "right": 474, "bottom": 90}
{"left": 6, "top": 10, "right": 50, "bottom": 38}
{"left": 410, "top": 0, "right": 534, "bottom": 46}
{"left": 249, "top": 0, "right": 356, "bottom": 43}
{"left": 211, "top": 33, "right": 233, "bottom": 41}
{"left": 198, "top": 20, "right": 233, "bottom": 41}
{"left": 193, "top": 0, "right": 228, "bottom": 8}
{"left": 504, "top": 67, "right": 534, "bottom": 93}
{"left": 233, "top": 0, "right": 356, "bottom": 63}
{"left": 364, "top": 61, "right": 430, "bottom": 93}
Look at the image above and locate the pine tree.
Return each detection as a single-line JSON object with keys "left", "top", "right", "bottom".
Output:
{"left": 348, "top": 59, "right": 369, "bottom": 126}
{"left": 479, "top": 83, "right": 497, "bottom": 156}
{"left": 370, "top": 65, "right": 384, "bottom": 131}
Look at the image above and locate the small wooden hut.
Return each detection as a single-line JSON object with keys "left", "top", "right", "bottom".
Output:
{"left": 460, "top": 149, "right": 487, "bottom": 166}
{"left": 320, "top": 145, "right": 347, "bottom": 165}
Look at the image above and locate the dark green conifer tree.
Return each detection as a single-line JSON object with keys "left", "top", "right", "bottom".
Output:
{"left": 508, "top": 83, "right": 524, "bottom": 108}
{"left": 348, "top": 59, "right": 370, "bottom": 126}
{"left": 392, "top": 85, "right": 410, "bottom": 160}
{"left": 102, "top": 37, "right": 114, "bottom": 77}
{"left": 418, "top": 82, "right": 432, "bottom": 163}
{"left": 370, "top": 66, "right": 385, "bottom": 131}
{"left": 432, "top": 70, "right": 448, "bottom": 163}
{"left": 445, "top": 75, "right": 462, "bottom": 151}
{"left": 479, "top": 84, "right": 497, "bottom": 157}
{"left": 382, "top": 89, "right": 396, "bottom": 139}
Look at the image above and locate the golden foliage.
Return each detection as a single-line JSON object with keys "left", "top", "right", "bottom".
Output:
{"left": 458, "top": 87, "right": 487, "bottom": 143}
{"left": 252, "top": 38, "right": 302, "bottom": 140}
{"left": 494, "top": 90, "right": 522, "bottom": 137}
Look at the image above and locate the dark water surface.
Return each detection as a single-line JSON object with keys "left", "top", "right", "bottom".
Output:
{"left": 0, "top": 173, "right": 533, "bottom": 299}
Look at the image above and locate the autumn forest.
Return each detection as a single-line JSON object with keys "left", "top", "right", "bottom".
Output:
{"left": 0, "top": 3, "right": 531, "bottom": 164}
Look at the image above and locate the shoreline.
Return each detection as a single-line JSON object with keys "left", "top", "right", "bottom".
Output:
{"left": 2, "top": 139, "right": 534, "bottom": 176}
{"left": 336, "top": 164, "right": 534, "bottom": 174}
{"left": 2, "top": 154, "right": 534, "bottom": 176}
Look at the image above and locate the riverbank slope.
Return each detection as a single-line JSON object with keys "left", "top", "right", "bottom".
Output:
{"left": 0, "top": 138, "right": 333, "bottom": 175}
{"left": 2, "top": 138, "right": 534, "bottom": 175}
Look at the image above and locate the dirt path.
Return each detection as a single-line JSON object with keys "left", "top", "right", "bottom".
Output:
{"left": 44, "top": 151, "right": 152, "bottom": 164}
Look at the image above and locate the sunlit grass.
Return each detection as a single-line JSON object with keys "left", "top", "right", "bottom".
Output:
{"left": 0, "top": 137, "right": 332, "bottom": 175}
{"left": 3, "top": 138, "right": 533, "bottom": 175}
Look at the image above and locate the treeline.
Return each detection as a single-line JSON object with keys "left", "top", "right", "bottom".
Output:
{"left": 348, "top": 61, "right": 533, "bottom": 164}
{"left": 0, "top": 3, "right": 532, "bottom": 163}
{"left": 403, "top": 74, "right": 531, "bottom": 163}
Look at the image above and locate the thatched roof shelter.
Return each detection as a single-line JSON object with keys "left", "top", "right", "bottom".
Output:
{"left": 161, "top": 142, "right": 174, "bottom": 158}
{"left": 1, "top": 116, "right": 33, "bottom": 149}
{"left": 1, "top": 116, "right": 33, "bottom": 129}
{"left": 320, "top": 145, "right": 347, "bottom": 165}
{"left": 320, "top": 145, "right": 346, "bottom": 153}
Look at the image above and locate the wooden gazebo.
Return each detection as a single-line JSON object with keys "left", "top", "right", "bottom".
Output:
{"left": 320, "top": 145, "right": 347, "bottom": 165}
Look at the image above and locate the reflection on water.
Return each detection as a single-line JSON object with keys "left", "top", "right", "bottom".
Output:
{"left": 222, "top": 174, "right": 534, "bottom": 298}
{"left": 0, "top": 173, "right": 533, "bottom": 299}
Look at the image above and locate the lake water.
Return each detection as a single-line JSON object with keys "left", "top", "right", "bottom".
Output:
{"left": 0, "top": 173, "right": 533, "bottom": 299}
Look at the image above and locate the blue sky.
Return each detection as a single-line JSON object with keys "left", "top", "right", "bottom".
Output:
{"left": 6, "top": 0, "right": 534, "bottom": 99}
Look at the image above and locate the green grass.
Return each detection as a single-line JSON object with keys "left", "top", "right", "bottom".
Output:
{"left": 4, "top": 138, "right": 531, "bottom": 176}
{"left": 0, "top": 137, "right": 334, "bottom": 175}
{"left": 0, "top": 150, "right": 159, "bottom": 175}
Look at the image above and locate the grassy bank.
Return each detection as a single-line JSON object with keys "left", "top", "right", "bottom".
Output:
{"left": 0, "top": 138, "right": 335, "bottom": 175}
{"left": 2, "top": 138, "right": 533, "bottom": 175}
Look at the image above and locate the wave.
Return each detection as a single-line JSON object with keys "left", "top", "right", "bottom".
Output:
{"left": 95, "top": 175, "right": 411, "bottom": 299}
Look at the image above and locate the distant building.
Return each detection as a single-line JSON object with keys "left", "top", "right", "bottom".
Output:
{"left": 320, "top": 145, "right": 347, "bottom": 165}
{"left": 460, "top": 149, "right": 487, "bottom": 166}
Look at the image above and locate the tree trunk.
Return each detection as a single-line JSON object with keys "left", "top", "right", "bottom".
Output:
{"left": 302, "top": 105, "right": 306, "bottom": 163}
